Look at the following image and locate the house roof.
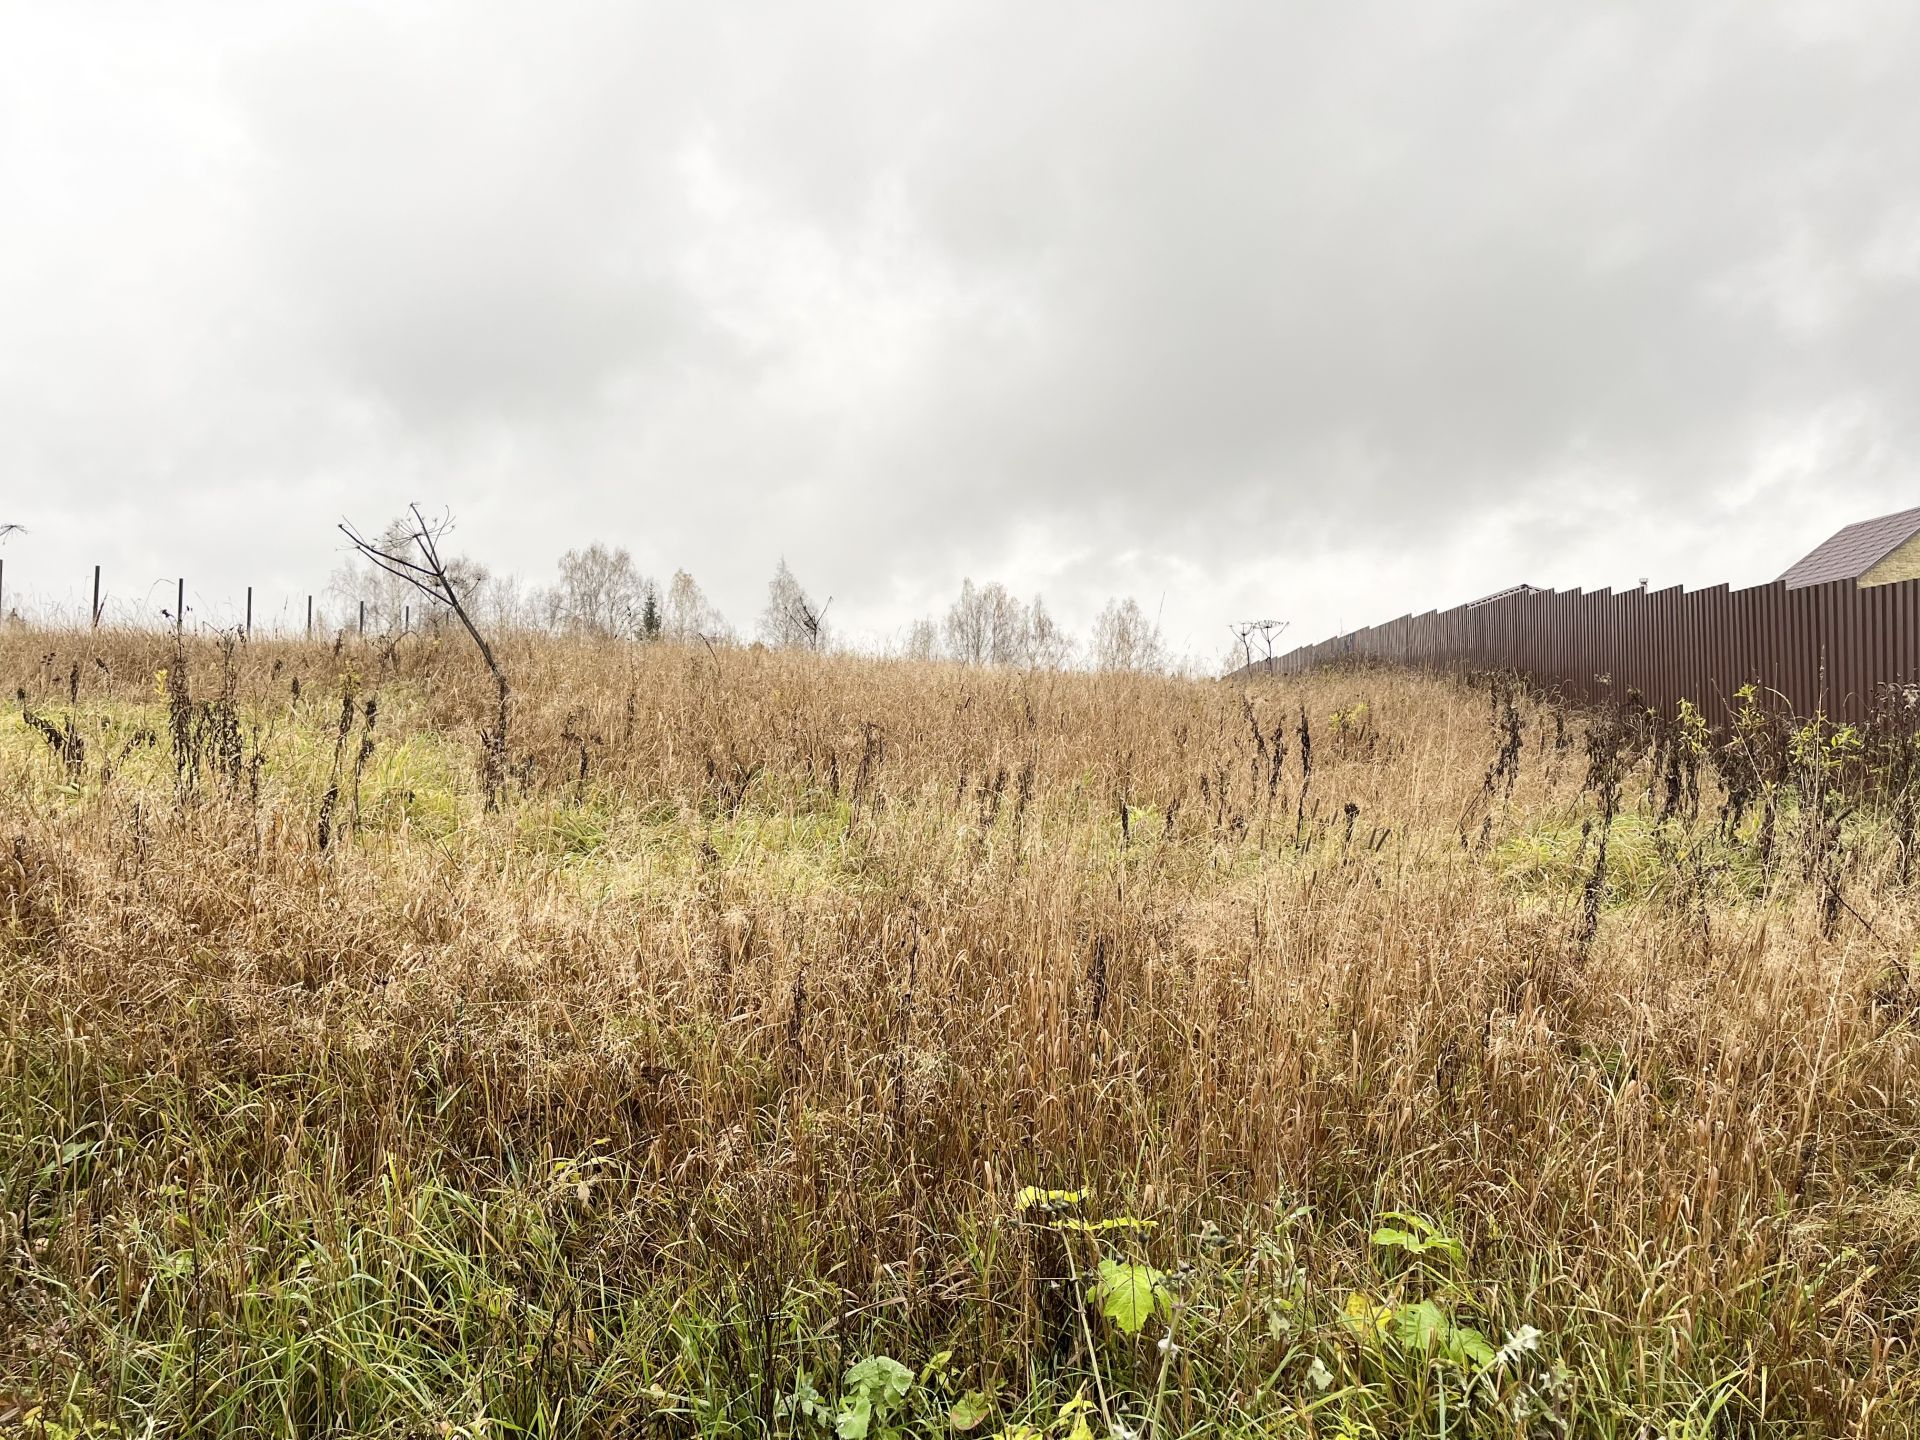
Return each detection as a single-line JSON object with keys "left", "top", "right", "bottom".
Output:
{"left": 1779, "top": 505, "right": 1920, "bottom": 589}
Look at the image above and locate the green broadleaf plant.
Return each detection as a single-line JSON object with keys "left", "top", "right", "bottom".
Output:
{"left": 1094, "top": 1257, "right": 1171, "bottom": 1337}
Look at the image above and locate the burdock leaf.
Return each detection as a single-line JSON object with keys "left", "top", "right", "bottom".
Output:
{"left": 1449, "top": 1324, "right": 1497, "bottom": 1369}
{"left": 1392, "top": 1300, "right": 1449, "bottom": 1351}
{"left": 835, "top": 1395, "right": 873, "bottom": 1440}
{"left": 844, "top": 1356, "right": 913, "bottom": 1403}
{"left": 1094, "top": 1258, "right": 1170, "bottom": 1336}
{"left": 949, "top": 1392, "right": 992, "bottom": 1432}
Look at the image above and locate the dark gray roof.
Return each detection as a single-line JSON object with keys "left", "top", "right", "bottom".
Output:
{"left": 1779, "top": 505, "right": 1920, "bottom": 589}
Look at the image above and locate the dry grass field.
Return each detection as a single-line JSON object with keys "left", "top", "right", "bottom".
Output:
{"left": 3, "top": 628, "right": 1919, "bottom": 1437}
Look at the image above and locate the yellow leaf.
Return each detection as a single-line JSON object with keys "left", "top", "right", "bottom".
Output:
{"left": 1055, "top": 1386, "right": 1095, "bottom": 1440}
{"left": 1341, "top": 1291, "right": 1393, "bottom": 1342}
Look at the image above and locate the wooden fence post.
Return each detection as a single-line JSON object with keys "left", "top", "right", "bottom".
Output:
{"left": 176, "top": 578, "right": 184, "bottom": 635}
{"left": 92, "top": 565, "right": 101, "bottom": 628}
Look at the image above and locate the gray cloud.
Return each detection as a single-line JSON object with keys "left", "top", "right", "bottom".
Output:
{"left": 3, "top": 1, "right": 1918, "bottom": 655}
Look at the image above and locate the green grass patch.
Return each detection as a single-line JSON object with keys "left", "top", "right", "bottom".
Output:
{"left": 1494, "top": 811, "right": 1770, "bottom": 907}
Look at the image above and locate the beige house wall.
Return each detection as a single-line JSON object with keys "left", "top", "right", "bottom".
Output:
{"left": 1862, "top": 532, "right": 1920, "bottom": 586}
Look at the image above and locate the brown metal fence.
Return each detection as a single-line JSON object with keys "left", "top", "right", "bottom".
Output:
{"left": 1263, "top": 577, "right": 1920, "bottom": 723}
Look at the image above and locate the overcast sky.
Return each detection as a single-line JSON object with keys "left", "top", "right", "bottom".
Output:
{"left": 5, "top": 2, "right": 1920, "bottom": 661}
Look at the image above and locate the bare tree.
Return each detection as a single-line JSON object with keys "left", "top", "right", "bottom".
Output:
{"left": 544, "top": 543, "right": 652, "bottom": 637}
{"left": 902, "top": 617, "right": 941, "bottom": 661}
{"left": 944, "top": 578, "right": 1026, "bottom": 665}
{"left": 665, "top": 568, "right": 731, "bottom": 643}
{"left": 1091, "top": 596, "right": 1166, "bottom": 674}
{"left": 943, "top": 579, "right": 988, "bottom": 663}
{"left": 340, "top": 505, "right": 511, "bottom": 808}
{"left": 471, "top": 571, "right": 535, "bottom": 632}
{"left": 759, "top": 559, "right": 830, "bottom": 650}
{"left": 942, "top": 579, "right": 1072, "bottom": 668}
{"left": 1020, "top": 595, "right": 1072, "bottom": 668}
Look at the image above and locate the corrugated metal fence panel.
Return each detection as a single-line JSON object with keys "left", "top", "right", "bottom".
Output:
{"left": 1903, "top": 579, "right": 1920, "bottom": 684}
{"left": 1701, "top": 583, "right": 1726, "bottom": 722}
{"left": 1270, "top": 572, "right": 1920, "bottom": 716}
{"left": 1833, "top": 578, "right": 1853, "bottom": 713}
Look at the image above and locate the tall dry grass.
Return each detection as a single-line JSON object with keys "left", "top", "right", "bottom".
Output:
{"left": 2, "top": 626, "right": 1917, "bottom": 1436}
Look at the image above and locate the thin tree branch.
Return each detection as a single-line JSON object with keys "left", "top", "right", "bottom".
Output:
{"left": 341, "top": 505, "right": 511, "bottom": 806}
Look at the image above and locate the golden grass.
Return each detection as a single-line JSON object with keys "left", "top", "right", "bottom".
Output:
{"left": 2, "top": 627, "right": 1917, "bottom": 1437}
